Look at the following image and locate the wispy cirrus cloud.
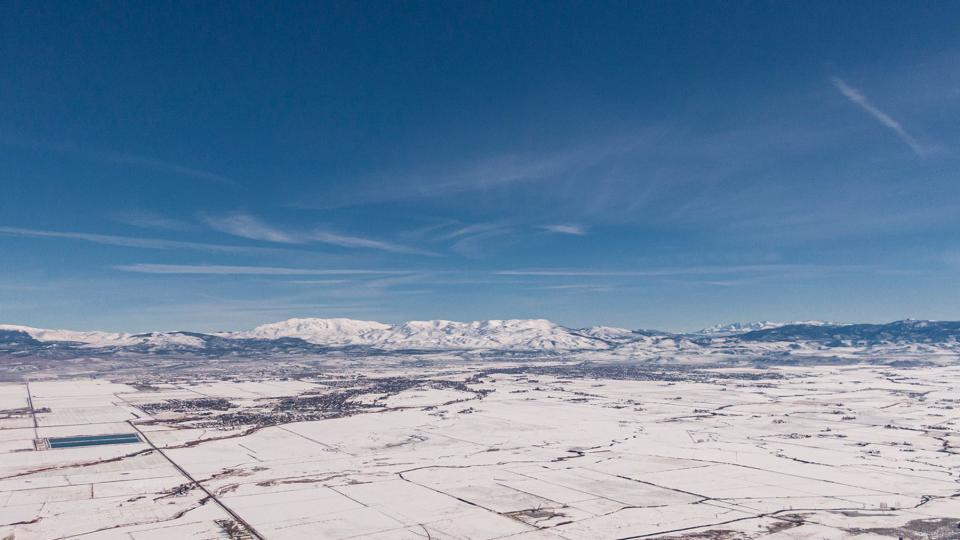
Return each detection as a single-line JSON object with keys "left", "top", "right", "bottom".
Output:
{"left": 445, "top": 223, "right": 516, "bottom": 258}
{"left": 0, "top": 226, "right": 287, "bottom": 255}
{"left": 114, "top": 263, "right": 411, "bottom": 275}
{"left": 406, "top": 221, "right": 517, "bottom": 258}
{"left": 0, "top": 130, "right": 235, "bottom": 185}
{"left": 539, "top": 283, "right": 616, "bottom": 293}
{"left": 540, "top": 224, "right": 586, "bottom": 236}
{"left": 284, "top": 279, "right": 351, "bottom": 285}
{"left": 436, "top": 222, "right": 510, "bottom": 240}
{"left": 102, "top": 152, "right": 234, "bottom": 185}
{"left": 831, "top": 77, "right": 926, "bottom": 156}
{"left": 205, "top": 213, "right": 439, "bottom": 256}
{"left": 496, "top": 263, "right": 877, "bottom": 277}
{"left": 405, "top": 220, "right": 590, "bottom": 258}
{"left": 112, "top": 210, "right": 192, "bottom": 231}
{"left": 296, "top": 134, "right": 651, "bottom": 210}
{"left": 310, "top": 231, "right": 437, "bottom": 256}
{"left": 204, "top": 214, "right": 298, "bottom": 243}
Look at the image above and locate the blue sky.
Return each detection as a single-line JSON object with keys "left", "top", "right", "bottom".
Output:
{"left": 2, "top": 2, "right": 959, "bottom": 332}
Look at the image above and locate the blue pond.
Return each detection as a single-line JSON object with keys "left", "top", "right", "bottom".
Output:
{"left": 48, "top": 433, "right": 141, "bottom": 449}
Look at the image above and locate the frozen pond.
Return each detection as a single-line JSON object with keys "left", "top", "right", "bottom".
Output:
{"left": 48, "top": 433, "right": 141, "bottom": 449}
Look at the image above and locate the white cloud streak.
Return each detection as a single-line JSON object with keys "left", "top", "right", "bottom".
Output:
{"left": 539, "top": 284, "right": 615, "bottom": 292}
{"left": 415, "top": 222, "right": 516, "bottom": 258}
{"left": 831, "top": 77, "right": 925, "bottom": 155}
{"left": 205, "top": 214, "right": 298, "bottom": 243}
{"left": 540, "top": 224, "right": 587, "bottom": 236}
{"left": 205, "top": 213, "right": 439, "bottom": 256}
{"left": 284, "top": 279, "right": 351, "bottom": 285}
{"left": 0, "top": 130, "right": 234, "bottom": 185}
{"left": 102, "top": 152, "right": 234, "bottom": 185}
{"left": 309, "top": 231, "right": 437, "bottom": 256}
{"left": 295, "top": 134, "right": 650, "bottom": 210}
{"left": 0, "top": 226, "right": 286, "bottom": 255}
{"left": 114, "top": 264, "right": 411, "bottom": 275}
{"left": 496, "top": 264, "right": 875, "bottom": 277}
{"left": 436, "top": 222, "right": 508, "bottom": 240}
{"left": 112, "top": 211, "right": 191, "bottom": 231}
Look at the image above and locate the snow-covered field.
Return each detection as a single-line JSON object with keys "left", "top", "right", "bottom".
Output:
{"left": 1, "top": 359, "right": 958, "bottom": 539}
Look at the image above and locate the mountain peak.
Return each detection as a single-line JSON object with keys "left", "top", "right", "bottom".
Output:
{"left": 228, "top": 317, "right": 596, "bottom": 350}
{"left": 235, "top": 317, "right": 391, "bottom": 345}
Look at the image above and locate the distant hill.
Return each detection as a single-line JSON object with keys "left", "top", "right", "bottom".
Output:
{"left": 738, "top": 319, "right": 960, "bottom": 344}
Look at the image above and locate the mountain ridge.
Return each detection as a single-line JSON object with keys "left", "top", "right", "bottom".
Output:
{"left": 1, "top": 318, "right": 609, "bottom": 352}
{"left": 693, "top": 320, "right": 841, "bottom": 337}
{"left": 2, "top": 318, "right": 959, "bottom": 357}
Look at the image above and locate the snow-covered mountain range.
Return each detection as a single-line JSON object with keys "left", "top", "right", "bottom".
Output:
{"left": 0, "top": 318, "right": 610, "bottom": 352}
{"left": 693, "top": 320, "right": 839, "bottom": 337}
{"left": 226, "top": 318, "right": 612, "bottom": 350}
{"left": 1, "top": 318, "right": 959, "bottom": 361}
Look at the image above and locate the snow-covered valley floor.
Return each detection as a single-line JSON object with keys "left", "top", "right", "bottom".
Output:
{"left": 1, "top": 361, "right": 958, "bottom": 539}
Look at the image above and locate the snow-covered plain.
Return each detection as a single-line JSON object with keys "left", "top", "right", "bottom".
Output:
{"left": 1, "top": 353, "right": 959, "bottom": 539}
